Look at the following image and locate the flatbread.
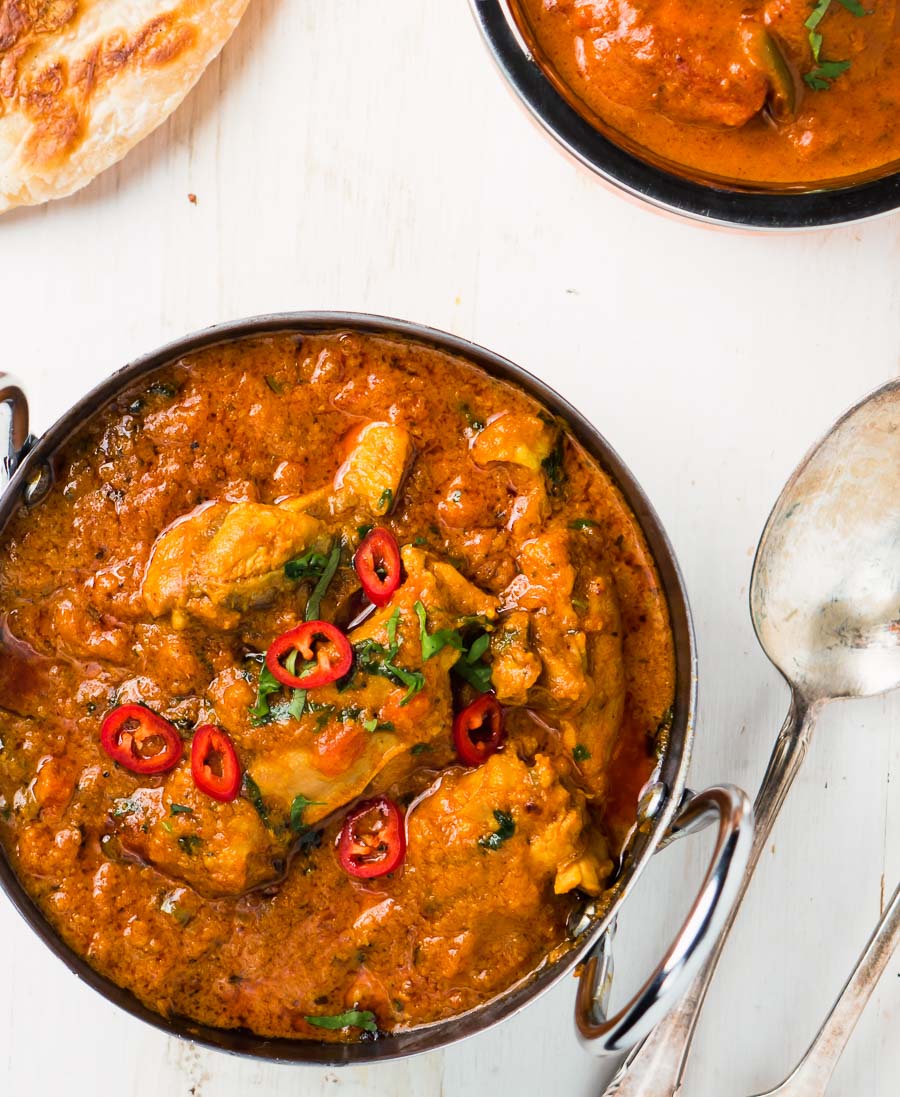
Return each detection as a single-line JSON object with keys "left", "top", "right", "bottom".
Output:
{"left": 0, "top": 0, "right": 250, "bottom": 213}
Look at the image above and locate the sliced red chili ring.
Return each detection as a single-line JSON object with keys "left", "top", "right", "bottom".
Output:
{"left": 453, "top": 694, "right": 506, "bottom": 767}
{"left": 100, "top": 704, "right": 183, "bottom": 775}
{"left": 353, "top": 527, "right": 402, "bottom": 607}
{"left": 265, "top": 620, "right": 353, "bottom": 689}
{"left": 191, "top": 724, "right": 242, "bottom": 802}
{"left": 337, "top": 795, "right": 406, "bottom": 879}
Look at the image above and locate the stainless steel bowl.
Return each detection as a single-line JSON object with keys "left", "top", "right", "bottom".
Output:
{"left": 0, "top": 313, "right": 752, "bottom": 1064}
{"left": 469, "top": 0, "right": 900, "bottom": 230}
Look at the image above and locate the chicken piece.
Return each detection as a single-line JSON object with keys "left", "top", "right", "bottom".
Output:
{"left": 247, "top": 549, "right": 499, "bottom": 821}
{"left": 501, "top": 529, "right": 588, "bottom": 705}
{"left": 567, "top": 0, "right": 769, "bottom": 128}
{"left": 142, "top": 421, "right": 412, "bottom": 629}
{"left": 490, "top": 611, "right": 542, "bottom": 705}
{"left": 110, "top": 765, "right": 284, "bottom": 898}
{"left": 143, "top": 502, "right": 324, "bottom": 629}
{"left": 331, "top": 421, "right": 413, "bottom": 517}
{"left": 471, "top": 413, "right": 556, "bottom": 472}
{"left": 407, "top": 750, "right": 609, "bottom": 897}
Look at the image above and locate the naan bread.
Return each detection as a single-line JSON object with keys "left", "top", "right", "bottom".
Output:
{"left": 0, "top": 0, "right": 250, "bottom": 213}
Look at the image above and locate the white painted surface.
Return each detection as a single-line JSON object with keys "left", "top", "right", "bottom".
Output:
{"left": 0, "top": 3, "right": 898, "bottom": 1095}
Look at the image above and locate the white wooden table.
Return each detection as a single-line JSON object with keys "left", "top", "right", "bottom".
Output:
{"left": 1, "top": 3, "right": 898, "bottom": 1095}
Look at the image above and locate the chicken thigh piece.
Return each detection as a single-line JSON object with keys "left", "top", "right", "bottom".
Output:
{"left": 142, "top": 421, "right": 412, "bottom": 629}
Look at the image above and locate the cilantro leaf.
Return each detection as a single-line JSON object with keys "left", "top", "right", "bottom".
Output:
{"left": 304, "top": 1010, "right": 377, "bottom": 1033}
{"left": 249, "top": 662, "right": 281, "bottom": 724}
{"left": 290, "top": 794, "right": 324, "bottom": 834}
{"left": 414, "top": 600, "right": 463, "bottom": 661}
{"left": 285, "top": 548, "right": 331, "bottom": 581}
{"left": 305, "top": 542, "right": 342, "bottom": 621}
{"left": 478, "top": 810, "right": 515, "bottom": 851}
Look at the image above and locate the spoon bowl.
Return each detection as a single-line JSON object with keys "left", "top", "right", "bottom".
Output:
{"left": 752, "top": 381, "right": 900, "bottom": 702}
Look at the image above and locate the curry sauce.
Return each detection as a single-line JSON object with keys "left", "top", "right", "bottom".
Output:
{"left": 512, "top": 0, "right": 900, "bottom": 187}
{"left": 0, "top": 332, "right": 674, "bottom": 1040}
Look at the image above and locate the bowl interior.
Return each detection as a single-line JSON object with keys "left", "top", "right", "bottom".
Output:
{"left": 0, "top": 313, "right": 697, "bottom": 1063}
{"left": 469, "top": 0, "right": 900, "bottom": 229}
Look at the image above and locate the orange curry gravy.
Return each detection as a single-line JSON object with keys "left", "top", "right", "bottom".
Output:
{"left": 512, "top": 0, "right": 900, "bottom": 187}
{"left": 0, "top": 332, "right": 674, "bottom": 1041}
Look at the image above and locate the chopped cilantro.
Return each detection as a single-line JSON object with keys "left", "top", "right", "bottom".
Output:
{"left": 478, "top": 810, "right": 515, "bottom": 851}
{"left": 803, "top": 0, "right": 868, "bottom": 89}
{"left": 573, "top": 744, "right": 592, "bottom": 762}
{"left": 354, "top": 609, "right": 425, "bottom": 705}
{"left": 289, "top": 689, "right": 307, "bottom": 720}
{"left": 290, "top": 794, "right": 323, "bottom": 834}
{"left": 305, "top": 542, "right": 342, "bottom": 621}
{"left": 243, "top": 773, "right": 270, "bottom": 828}
{"left": 249, "top": 661, "right": 281, "bottom": 724}
{"left": 112, "top": 797, "right": 140, "bottom": 817}
{"left": 569, "top": 518, "right": 597, "bottom": 530}
{"left": 304, "top": 1010, "right": 377, "bottom": 1033}
{"left": 284, "top": 548, "right": 331, "bottom": 581}
{"left": 414, "top": 600, "right": 464, "bottom": 661}
{"left": 177, "top": 835, "right": 202, "bottom": 855}
{"left": 541, "top": 432, "right": 566, "bottom": 495}
{"left": 377, "top": 488, "right": 394, "bottom": 513}
{"left": 410, "top": 742, "right": 433, "bottom": 756}
{"left": 170, "top": 803, "right": 193, "bottom": 816}
{"left": 452, "top": 630, "right": 492, "bottom": 693}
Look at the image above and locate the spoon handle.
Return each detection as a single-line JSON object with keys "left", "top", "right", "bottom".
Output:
{"left": 764, "top": 882, "right": 900, "bottom": 1097}
{"left": 601, "top": 693, "right": 820, "bottom": 1097}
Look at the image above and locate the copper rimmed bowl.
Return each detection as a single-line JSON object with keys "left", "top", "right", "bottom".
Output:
{"left": 469, "top": 0, "right": 900, "bottom": 230}
{"left": 0, "top": 313, "right": 752, "bottom": 1064}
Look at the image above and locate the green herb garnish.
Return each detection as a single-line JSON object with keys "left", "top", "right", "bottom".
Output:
{"left": 478, "top": 810, "right": 515, "bottom": 851}
{"left": 304, "top": 1010, "right": 377, "bottom": 1033}
{"left": 573, "top": 744, "right": 592, "bottom": 762}
{"left": 170, "top": 803, "right": 193, "bottom": 816}
{"left": 804, "top": 0, "right": 868, "bottom": 89}
{"left": 285, "top": 548, "right": 331, "bottom": 581}
{"left": 377, "top": 488, "right": 394, "bottom": 513}
{"left": 569, "top": 518, "right": 597, "bottom": 530}
{"left": 290, "top": 794, "right": 324, "bottom": 834}
{"left": 249, "top": 661, "right": 282, "bottom": 724}
{"left": 354, "top": 609, "right": 425, "bottom": 705}
{"left": 541, "top": 433, "right": 566, "bottom": 495}
{"left": 177, "top": 835, "right": 202, "bottom": 855}
{"left": 265, "top": 375, "right": 284, "bottom": 394}
{"left": 414, "top": 600, "right": 464, "bottom": 661}
{"left": 112, "top": 797, "right": 140, "bottom": 817}
{"left": 452, "top": 631, "right": 492, "bottom": 693}
{"left": 410, "top": 742, "right": 433, "bottom": 756}
{"left": 305, "top": 542, "right": 342, "bottom": 621}
{"left": 243, "top": 773, "right": 270, "bottom": 828}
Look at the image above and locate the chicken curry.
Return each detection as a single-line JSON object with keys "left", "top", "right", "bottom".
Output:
{"left": 0, "top": 331, "right": 674, "bottom": 1041}
{"left": 511, "top": 0, "right": 900, "bottom": 187}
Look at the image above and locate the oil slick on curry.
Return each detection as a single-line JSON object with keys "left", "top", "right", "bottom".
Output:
{"left": 0, "top": 332, "right": 673, "bottom": 1041}
{"left": 511, "top": 0, "right": 900, "bottom": 187}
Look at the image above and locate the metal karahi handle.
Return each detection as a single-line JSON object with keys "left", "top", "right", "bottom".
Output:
{"left": 575, "top": 784, "right": 753, "bottom": 1062}
{"left": 0, "top": 373, "right": 30, "bottom": 489}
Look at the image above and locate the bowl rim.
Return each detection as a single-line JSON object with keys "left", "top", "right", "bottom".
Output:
{"left": 468, "top": 0, "right": 900, "bottom": 230}
{"left": 0, "top": 311, "right": 697, "bottom": 1063}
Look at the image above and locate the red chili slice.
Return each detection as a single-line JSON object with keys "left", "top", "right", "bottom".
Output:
{"left": 191, "top": 724, "right": 242, "bottom": 802}
{"left": 337, "top": 795, "right": 406, "bottom": 879}
{"left": 265, "top": 620, "right": 353, "bottom": 689}
{"left": 353, "top": 527, "right": 402, "bottom": 607}
{"left": 453, "top": 694, "right": 506, "bottom": 767}
{"left": 100, "top": 704, "right": 183, "bottom": 775}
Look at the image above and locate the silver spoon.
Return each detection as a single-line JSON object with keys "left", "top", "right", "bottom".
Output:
{"left": 749, "top": 881, "right": 900, "bottom": 1097}
{"left": 600, "top": 378, "right": 900, "bottom": 1096}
